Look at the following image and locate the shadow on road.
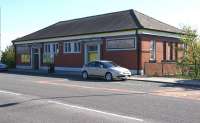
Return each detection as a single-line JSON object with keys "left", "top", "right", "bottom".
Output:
{"left": 159, "top": 82, "right": 200, "bottom": 91}
{"left": 2, "top": 71, "right": 123, "bottom": 83}
{"left": 0, "top": 102, "right": 20, "bottom": 108}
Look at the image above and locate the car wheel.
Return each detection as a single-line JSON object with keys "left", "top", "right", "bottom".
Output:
{"left": 82, "top": 71, "right": 88, "bottom": 80}
{"left": 105, "top": 72, "right": 113, "bottom": 81}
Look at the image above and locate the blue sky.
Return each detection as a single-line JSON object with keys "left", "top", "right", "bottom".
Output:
{"left": 1, "top": 0, "right": 200, "bottom": 51}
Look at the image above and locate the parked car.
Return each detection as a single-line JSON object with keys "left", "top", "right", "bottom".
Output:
{"left": 81, "top": 60, "right": 131, "bottom": 81}
{"left": 0, "top": 63, "right": 8, "bottom": 71}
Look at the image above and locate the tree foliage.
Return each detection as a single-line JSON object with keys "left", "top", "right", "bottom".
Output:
{"left": 178, "top": 26, "right": 200, "bottom": 79}
{"left": 1, "top": 45, "right": 15, "bottom": 68}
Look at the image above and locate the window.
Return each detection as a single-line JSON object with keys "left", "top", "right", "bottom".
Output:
{"left": 43, "top": 43, "right": 59, "bottom": 54}
{"left": 21, "top": 54, "right": 30, "bottom": 64}
{"left": 74, "top": 42, "right": 81, "bottom": 52}
{"left": 106, "top": 37, "right": 136, "bottom": 50}
{"left": 87, "top": 62, "right": 96, "bottom": 67}
{"left": 16, "top": 45, "right": 30, "bottom": 64}
{"left": 47, "top": 44, "right": 50, "bottom": 53}
{"left": 43, "top": 43, "right": 59, "bottom": 64}
{"left": 179, "top": 43, "right": 186, "bottom": 49}
{"left": 44, "top": 44, "right": 50, "bottom": 53}
{"left": 102, "top": 61, "right": 119, "bottom": 68}
{"left": 150, "top": 40, "right": 156, "bottom": 61}
{"left": 168, "top": 42, "right": 176, "bottom": 61}
{"left": 53, "top": 43, "right": 59, "bottom": 53}
{"left": 16, "top": 45, "right": 30, "bottom": 54}
{"left": 43, "top": 53, "right": 51, "bottom": 64}
{"left": 64, "top": 42, "right": 81, "bottom": 53}
{"left": 169, "top": 43, "right": 173, "bottom": 60}
{"left": 87, "top": 45, "right": 97, "bottom": 52}
{"left": 64, "top": 42, "right": 71, "bottom": 53}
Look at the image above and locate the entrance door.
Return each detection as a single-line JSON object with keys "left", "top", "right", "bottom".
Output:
{"left": 33, "top": 54, "right": 39, "bottom": 70}
{"left": 32, "top": 48, "right": 40, "bottom": 70}
{"left": 85, "top": 43, "right": 100, "bottom": 64}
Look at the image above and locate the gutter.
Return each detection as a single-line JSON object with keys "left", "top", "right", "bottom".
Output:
{"left": 136, "top": 30, "right": 141, "bottom": 75}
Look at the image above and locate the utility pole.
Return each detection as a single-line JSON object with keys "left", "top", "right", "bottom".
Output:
{"left": 0, "top": 7, "right": 1, "bottom": 61}
{"left": 0, "top": 7, "right": 1, "bottom": 60}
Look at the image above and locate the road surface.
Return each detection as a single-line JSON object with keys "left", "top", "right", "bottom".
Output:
{"left": 0, "top": 72, "right": 200, "bottom": 123}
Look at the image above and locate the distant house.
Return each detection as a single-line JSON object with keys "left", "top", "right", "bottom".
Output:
{"left": 12, "top": 9, "right": 184, "bottom": 75}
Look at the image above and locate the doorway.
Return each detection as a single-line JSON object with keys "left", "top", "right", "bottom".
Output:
{"left": 32, "top": 48, "right": 40, "bottom": 70}
{"left": 33, "top": 54, "right": 39, "bottom": 70}
{"left": 84, "top": 43, "right": 100, "bottom": 64}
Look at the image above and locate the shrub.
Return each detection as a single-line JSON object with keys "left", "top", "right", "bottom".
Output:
{"left": 177, "top": 26, "right": 200, "bottom": 79}
{"left": 1, "top": 45, "right": 15, "bottom": 68}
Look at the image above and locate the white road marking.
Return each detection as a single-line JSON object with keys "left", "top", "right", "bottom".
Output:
{"left": 48, "top": 100, "right": 144, "bottom": 122}
{"left": 0, "top": 90, "right": 22, "bottom": 96}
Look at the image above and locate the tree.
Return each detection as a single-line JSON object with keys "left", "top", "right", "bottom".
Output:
{"left": 1, "top": 45, "right": 15, "bottom": 68}
{"left": 178, "top": 26, "right": 200, "bottom": 79}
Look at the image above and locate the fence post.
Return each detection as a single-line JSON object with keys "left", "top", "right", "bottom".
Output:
{"left": 144, "top": 62, "right": 146, "bottom": 76}
{"left": 162, "top": 62, "right": 164, "bottom": 76}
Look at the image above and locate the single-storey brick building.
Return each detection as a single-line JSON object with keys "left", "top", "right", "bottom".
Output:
{"left": 12, "top": 9, "right": 184, "bottom": 75}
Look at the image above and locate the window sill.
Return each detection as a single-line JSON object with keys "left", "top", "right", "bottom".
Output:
{"left": 149, "top": 60, "right": 157, "bottom": 63}
{"left": 161, "top": 60, "right": 176, "bottom": 63}
{"left": 106, "top": 48, "right": 136, "bottom": 51}
{"left": 63, "top": 52, "right": 81, "bottom": 54}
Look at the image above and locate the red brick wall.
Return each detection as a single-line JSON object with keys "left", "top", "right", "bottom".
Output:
{"left": 144, "top": 63, "right": 163, "bottom": 76}
{"left": 140, "top": 39, "right": 150, "bottom": 69}
{"left": 54, "top": 42, "right": 84, "bottom": 67}
{"left": 54, "top": 39, "right": 138, "bottom": 69}
{"left": 163, "top": 63, "right": 179, "bottom": 75}
{"left": 16, "top": 54, "right": 22, "bottom": 65}
{"left": 139, "top": 35, "right": 183, "bottom": 70}
{"left": 156, "top": 40, "right": 164, "bottom": 62}
{"left": 101, "top": 40, "right": 138, "bottom": 69}
{"left": 15, "top": 35, "right": 184, "bottom": 73}
{"left": 144, "top": 62, "right": 180, "bottom": 76}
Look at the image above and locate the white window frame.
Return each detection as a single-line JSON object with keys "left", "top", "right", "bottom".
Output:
{"left": 150, "top": 40, "right": 156, "bottom": 61}
{"left": 106, "top": 37, "right": 137, "bottom": 51}
{"left": 43, "top": 44, "right": 50, "bottom": 53}
{"left": 43, "top": 43, "right": 59, "bottom": 54}
{"left": 63, "top": 41, "right": 81, "bottom": 53}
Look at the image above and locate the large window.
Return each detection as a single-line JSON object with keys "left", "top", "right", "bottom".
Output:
{"left": 16, "top": 45, "right": 31, "bottom": 64}
{"left": 64, "top": 42, "right": 81, "bottom": 53}
{"left": 17, "top": 46, "right": 30, "bottom": 54}
{"left": 43, "top": 54, "right": 52, "bottom": 64}
{"left": 106, "top": 37, "right": 136, "bottom": 50}
{"left": 43, "top": 43, "right": 59, "bottom": 54}
{"left": 21, "top": 54, "right": 30, "bottom": 64}
{"left": 43, "top": 43, "right": 59, "bottom": 64}
{"left": 150, "top": 40, "right": 156, "bottom": 61}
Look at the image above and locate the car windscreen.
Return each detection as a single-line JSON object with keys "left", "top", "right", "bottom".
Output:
{"left": 103, "top": 62, "right": 119, "bottom": 68}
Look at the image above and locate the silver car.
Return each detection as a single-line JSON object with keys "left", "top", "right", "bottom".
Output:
{"left": 81, "top": 60, "right": 132, "bottom": 81}
{"left": 0, "top": 63, "right": 8, "bottom": 71}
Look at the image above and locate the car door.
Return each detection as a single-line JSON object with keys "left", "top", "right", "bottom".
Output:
{"left": 86, "top": 62, "right": 98, "bottom": 76}
{"left": 95, "top": 62, "right": 107, "bottom": 77}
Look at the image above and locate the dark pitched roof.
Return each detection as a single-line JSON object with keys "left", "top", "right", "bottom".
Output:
{"left": 13, "top": 9, "right": 182, "bottom": 42}
{"left": 133, "top": 10, "right": 182, "bottom": 33}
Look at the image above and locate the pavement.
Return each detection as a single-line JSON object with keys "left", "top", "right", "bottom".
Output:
{"left": 0, "top": 72, "right": 200, "bottom": 123}
{"left": 130, "top": 76, "right": 200, "bottom": 86}
{"left": 9, "top": 68, "right": 200, "bottom": 87}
